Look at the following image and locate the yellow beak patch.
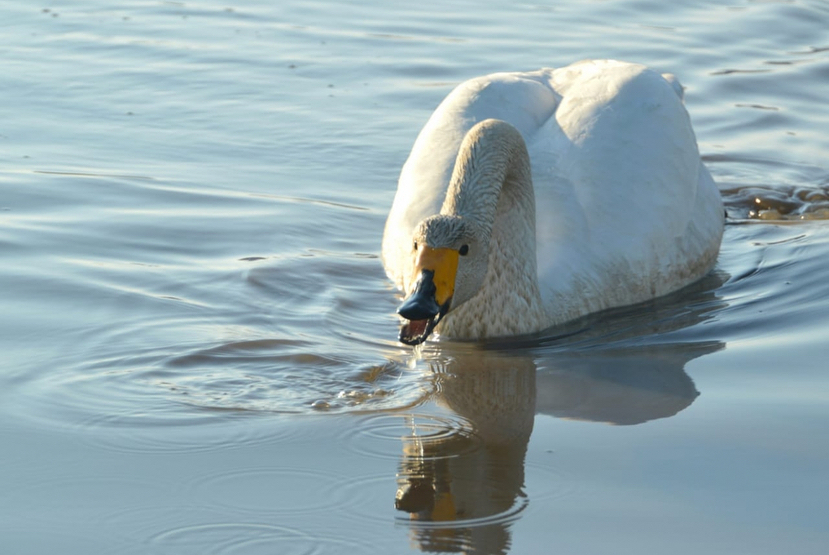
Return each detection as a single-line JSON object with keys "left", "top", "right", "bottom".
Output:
{"left": 413, "top": 246, "right": 459, "bottom": 307}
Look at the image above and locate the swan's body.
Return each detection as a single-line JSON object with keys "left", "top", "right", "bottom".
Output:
{"left": 383, "top": 60, "right": 724, "bottom": 344}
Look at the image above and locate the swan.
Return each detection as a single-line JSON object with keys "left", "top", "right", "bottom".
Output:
{"left": 382, "top": 60, "right": 724, "bottom": 345}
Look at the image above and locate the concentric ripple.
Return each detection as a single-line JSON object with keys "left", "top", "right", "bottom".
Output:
{"left": 150, "top": 521, "right": 395, "bottom": 555}
{"left": 150, "top": 523, "right": 311, "bottom": 555}
{"left": 180, "top": 466, "right": 353, "bottom": 517}
{"left": 71, "top": 408, "right": 297, "bottom": 455}
{"left": 343, "top": 412, "right": 482, "bottom": 461}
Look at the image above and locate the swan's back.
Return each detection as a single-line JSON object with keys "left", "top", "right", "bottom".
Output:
{"left": 383, "top": 60, "right": 723, "bottom": 328}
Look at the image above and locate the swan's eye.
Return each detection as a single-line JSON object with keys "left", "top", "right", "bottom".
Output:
{"left": 413, "top": 241, "right": 418, "bottom": 251}
{"left": 459, "top": 244, "right": 469, "bottom": 256}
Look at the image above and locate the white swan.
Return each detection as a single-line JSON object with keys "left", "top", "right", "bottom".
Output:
{"left": 382, "top": 60, "right": 724, "bottom": 345}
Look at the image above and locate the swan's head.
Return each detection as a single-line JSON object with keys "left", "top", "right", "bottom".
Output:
{"left": 397, "top": 215, "right": 487, "bottom": 345}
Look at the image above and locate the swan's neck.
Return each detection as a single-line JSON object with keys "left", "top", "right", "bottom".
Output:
{"left": 439, "top": 119, "right": 548, "bottom": 339}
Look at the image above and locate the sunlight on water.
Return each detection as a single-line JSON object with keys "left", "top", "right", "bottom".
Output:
{"left": 409, "top": 343, "right": 425, "bottom": 368}
{"left": 724, "top": 183, "right": 829, "bottom": 221}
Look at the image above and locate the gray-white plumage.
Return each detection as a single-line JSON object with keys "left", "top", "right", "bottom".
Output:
{"left": 383, "top": 60, "right": 724, "bottom": 341}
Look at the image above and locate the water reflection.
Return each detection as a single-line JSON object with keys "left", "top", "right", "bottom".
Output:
{"left": 394, "top": 278, "right": 726, "bottom": 553}
{"left": 535, "top": 343, "right": 717, "bottom": 426}
{"left": 395, "top": 353, "right": 534, "bottom": 553}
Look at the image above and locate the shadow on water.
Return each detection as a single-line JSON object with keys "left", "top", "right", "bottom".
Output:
{"left": 391, "top": 273, "right": 727, "bottom": 554}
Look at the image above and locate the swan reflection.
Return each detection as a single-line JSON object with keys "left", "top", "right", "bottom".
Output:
{"left": 393, "top": 276, "right": 726, "bottom": 552}
{"left": 395, "top": 353, "right": 534, "bottom": 554}
{"left": 395, "top": 338, "right": 722, "bottom": 553}
{"left": 535, "top": 343, "right": 715, "bottom": 425}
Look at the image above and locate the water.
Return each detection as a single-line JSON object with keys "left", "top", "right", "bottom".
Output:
{"left": 2, "top": 1, "right": 828, "bottom": 553}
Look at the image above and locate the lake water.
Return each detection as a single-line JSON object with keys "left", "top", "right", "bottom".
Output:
{"left": 2, "top": 0, "right": 828, "bottom": 553}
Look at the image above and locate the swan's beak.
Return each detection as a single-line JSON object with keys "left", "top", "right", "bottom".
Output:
{"left": 397, "top": 247, "right": 458, "bottom": 345}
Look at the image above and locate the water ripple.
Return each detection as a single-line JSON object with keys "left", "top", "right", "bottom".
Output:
{"left": 163, "top": 343, "right": 429, "bottom": 414}
{"left": 343, "top": 412, "right": 482, "bottom": 461}
{"left": 180, "top": 466, "right": 352, "bottom": 517}
{"left": 149, "top": 521, "right": 394, "bottom": 555}
{"left": 150, "top": 523, "right": 311, "bottom": 555}
{"left": 723, "top": 182, "right": 829, "bottom": 221}
{"left": 72, "top": 411, "right": 292, "bottom": 454}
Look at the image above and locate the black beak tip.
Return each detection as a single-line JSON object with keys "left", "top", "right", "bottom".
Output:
{"left": 397, "top": 296, "right": 440, "bottom": 321}
{"left": 397, "top": 269, "right": 440, "bottom": 321}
